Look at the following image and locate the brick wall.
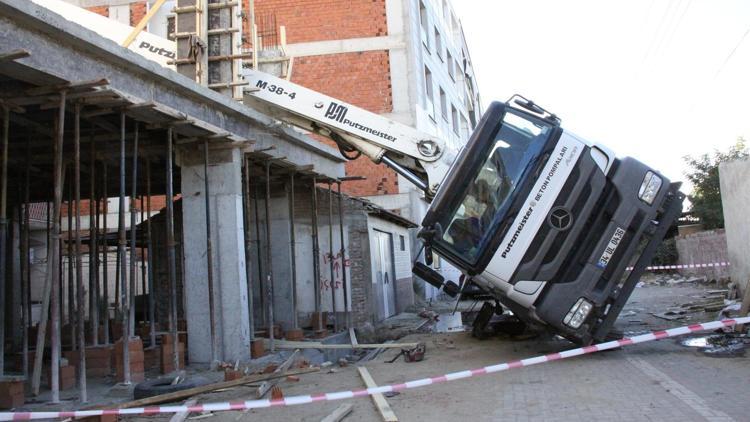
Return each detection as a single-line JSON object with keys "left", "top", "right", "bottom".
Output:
{"left": 253, "top": 0, "right": 387, "bottom": 44}
{"left": 86, "top": 6, "right": 108, "bottom": 17}
{"left": 130, "top": 1, "right": 147, "bottom": 26}
{"left": 676, "top": 229, "right": 730, "bottom": 280}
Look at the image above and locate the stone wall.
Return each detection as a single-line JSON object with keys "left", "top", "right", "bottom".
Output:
{"left": 675, "top": 229, "right": 730, "bottom": 280}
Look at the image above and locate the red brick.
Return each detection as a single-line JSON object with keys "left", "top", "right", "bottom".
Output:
{"left": 250, "top": 339, "right": 265, "bottom": 358}
{"left": 46, "top": 364, "right": 76, "bottom": 391}
{"left": 130, "top": 2, "right": 147, "bottom": 26}
{"left": 86, "top": 6, "right": 108, "bottom": 18}
{"left": 160, "top": 336, "right": 185, "bottom": 374}
{"left": 224, "top": 370, "right": 244, "bottom": 381}
{"left": 114, "top": 337, "right": 145, "bottom": 382}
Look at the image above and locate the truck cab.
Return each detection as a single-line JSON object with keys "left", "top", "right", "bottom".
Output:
{"left": 421, "top": 99, "right": 684, "bottom": 344}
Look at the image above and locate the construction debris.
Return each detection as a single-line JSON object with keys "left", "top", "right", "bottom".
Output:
{"left": 320, "top": 403, "right": 354, "bottom": 422}
{"left": 255, "top": 350, "right": 300, "bottom": 399}
{"left": 357, "top": 367, "right": 398, "bottom": 422}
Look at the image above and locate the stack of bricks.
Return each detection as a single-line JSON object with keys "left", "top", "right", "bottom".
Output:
{"left": 63, "top": 345, "right": 113, "bottom": 377}
{"left": 0, "top": 378, "right": 24, "bottom": 409}
{"left": 46, "top": 362, "right": 76, "bottom": 390}
{"left": 160, "top": 334, "right": 185, "bottom": 374}
{"left": 114, "top": 337, "right": 145, "bottom": 383}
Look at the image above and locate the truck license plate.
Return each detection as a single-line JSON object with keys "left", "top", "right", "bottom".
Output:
{"left": 597, "top": 227, "right": 625, "bottom": 269}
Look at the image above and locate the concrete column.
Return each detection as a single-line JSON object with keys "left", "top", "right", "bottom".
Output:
{"left": 180, "top": 146, "right": 250, "bottom": 363}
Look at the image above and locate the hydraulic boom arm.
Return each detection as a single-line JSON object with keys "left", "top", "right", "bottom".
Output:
{"left": 243, "top": 70, "right": 456, "bottom": 196}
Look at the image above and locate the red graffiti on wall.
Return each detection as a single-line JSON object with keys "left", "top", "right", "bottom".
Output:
{"left": 320, "top": 251, "right": 350, "bottom": 291}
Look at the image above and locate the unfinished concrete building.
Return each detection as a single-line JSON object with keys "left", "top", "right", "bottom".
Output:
{"left": 0, "top": 0, "right": 422, "bottom": 407}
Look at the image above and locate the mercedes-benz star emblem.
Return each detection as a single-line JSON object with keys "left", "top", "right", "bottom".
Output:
{"left": 548, "top": 206, "right": 573, "bottom": 231}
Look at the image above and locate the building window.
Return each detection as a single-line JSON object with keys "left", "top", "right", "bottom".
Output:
{"left": 424, "top": 66, "right": 435, "bottom": 120}
{"left": 434, "top": 26, "right": 443, "bottom": 61}
{"left": 460, "top": 114, "right": 470, "bottom": 140}
{"left": 451, "top": 105, "right": 459, "bottom": 135}
{"left": 447, "top": 50, "right": 455, "bottom": 81}
{"left": 419, "top": 1, "right": 430, "bottom": 50}
{"left": 399, "top": 235, "right": 406, "bottom": 251}
{"left": 439, "top": 87, "right": 447, "bottom": 121}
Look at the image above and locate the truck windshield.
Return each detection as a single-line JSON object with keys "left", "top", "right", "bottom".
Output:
{"left": 440, "top": 111, "right": 553, "bottom": 263}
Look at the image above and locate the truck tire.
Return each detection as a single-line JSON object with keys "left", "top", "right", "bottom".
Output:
{"left": 133, "top": 376, "right": 212, "bottom": 399}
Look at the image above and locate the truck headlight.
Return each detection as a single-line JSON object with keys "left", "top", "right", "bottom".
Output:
{"left": 563, "top": 298, "right": 593, "bottom": 329}
{"left": 638, "top": 171, "right": 662, "bottom": 205}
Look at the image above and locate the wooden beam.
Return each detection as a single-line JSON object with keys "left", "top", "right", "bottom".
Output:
{"left": 357, "top": 367, "right": 398, "bottom": 422}
{"left": 349, "top": 328, "right": 358, "bottom": 346}
{"left": 0, "top": 49, "right": 30, "bottom": 62}
{"left": 266, "top": 340, "right": 419, "bottom": 350}
{"left": 320, "top": 403, "right": 353, "bottom": 422}
{"left": 168, "top": 398, "right": 197, "bottom": 422}
{"left": 122, "top": 0, "right": 169, "bottom": 48}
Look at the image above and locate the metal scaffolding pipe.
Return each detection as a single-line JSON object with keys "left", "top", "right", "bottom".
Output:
{"left": 146, "top": 158, "right": 156, "bottom": 348}
{"left": 288, "top": 172, "right": 298, "bottom": 329}
{"left": 73, "top": 103, "right": 88, "bottom": 402}
{"left": 241, "top": 156, "right": 255, "bottom": 339}
{"left": 31, "top": 90, "right": 66, "bottom": 399}
{"left": 67, "top": 181, "right": 75, "bottom": 351}
{"left": 327, "top": 181, "right": 336, "bottom": 332}
{"left": 311, "top": 176, "right": 322, "bottom": 332}
{"left": 203, "top": 140, "right": 218, "bottom": 363}
{"left": 252, "top": 179, "right": 265, "bottom": 326}
{"left": 140, "top": 196, "right": 146, "bottom": 326}
{"left": 264, "top": 161, "right": 274, "bottom": 352}
{"left": 21, "top": 132, "right": 31, "bottom": 378}
{"left": 336, "top": 182, "right": 350, "bottom": 328}
{"left": 165, "top": 127, "right": 179, "bottom": 372}
{"left": 117, "top": 111, "right": 130, "bottom": 384}
{"left": 0, "top": 106, "right": 8, "bottom": 378}
{"left": 129, "top": 124, "right": 139, "bottom": 337}
{"left": 89, "top": 131, "right": 99, "bottom": 346}
{"left": 102, "top": 160, "right": 110, "bottom": 345}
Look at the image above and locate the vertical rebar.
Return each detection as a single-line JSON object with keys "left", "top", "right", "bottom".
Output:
{"left": 146, "top": 158, "right": 156, "bottom": 348}
{"left": 336, "top": 182, "right": 350, "bottom": 328}
{"left": 287, "top": 172, "right": 298, "bottom": 329}
{"left": 264, "top": 161, "right": 274, "bottom": 351}
{"left": 118, "top": 112, "right": 130, "bottom": 384}
{"left": 0, "top": 106, "right": 8, "bottom": 378}
{"left": 311, "top": 176, "right": 322, "bottom": 332}
{"left": 241, "top": 156, "right": 255, "bottom": 339}
{"left": 165, "top": 127, "right": 179, "bottom": 372}
{"left": 102, "top": 161, "right": 110, "bottom": 344}
{"left": 327, "top": 181, "right": 336, "bottom": 332}
{"left": 129, "top": 124, "right": 139, "bottom": 338}
{"left": 21, "top": 132, "right": 31, "bottom": 378}
{"left": 74, "top": 103, "right": 88, "bottom": 402}
{"left": 90, "top": 132, "right": 99, "bottom": 346}
{"left": 203, "top": 140, "right": 218, "bottom": 363}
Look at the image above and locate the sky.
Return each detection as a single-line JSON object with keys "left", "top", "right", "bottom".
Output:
{"left": 452, "top": 0, "right": 750, "bottom": 189}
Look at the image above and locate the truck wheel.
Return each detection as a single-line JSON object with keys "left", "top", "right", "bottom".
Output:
{"left": 472, "top": 302, "right": 496, "bottom": 339}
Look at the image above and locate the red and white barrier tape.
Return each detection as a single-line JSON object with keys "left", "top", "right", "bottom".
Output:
{"left": 629, "top": 262, "right": 730, "bottom": 271}
{"left": 2, "top": 316, "right": 748, "bottom": 421}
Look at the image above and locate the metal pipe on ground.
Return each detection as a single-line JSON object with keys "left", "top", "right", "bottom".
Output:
{"left": 336, "top": 182, "right": 349, "bottom": 329}
{"left": 73, "top": 103, "right": 88, "bottom": 403}
{"left": 264, "top": 161, "right": 274, "bottom": 352}
{"left": 287, "top": 172, "right": 298, "bottom": 329}
{"left": 327, "top": 181, "right": 336, "bottom": 332}
{"left": 118, "top": 111, "right": 130, "bottom": 384}
{"left": 203, "top": 139, "right": 218, "bottom": 364}
{"left": 165, "top": 127, "right": 179, "bottom": 372}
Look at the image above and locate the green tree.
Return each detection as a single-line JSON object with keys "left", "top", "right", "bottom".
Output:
{"left": 683, "top": 138, "right": 748, "bottom": 229}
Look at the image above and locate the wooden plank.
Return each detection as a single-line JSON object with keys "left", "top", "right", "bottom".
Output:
{"left": 256, "top": 350, "right": 300, "bottom": 398}
{"left": 89, "top": 367, "right": 318, "bottom": 410}
{"left": 168, "top": 399, "right": 197, "bottom": 422}
{"left": 320, "top": 403, "right": 353, "bottom": 422}
{"left": 268, "top": 340, "right": 417, "bottom": 350}
{"left": 357, "top": 367, "right": 398, "bottom": 422}
{"left": 349, "top": 328, "right": 358, "bottom": 346}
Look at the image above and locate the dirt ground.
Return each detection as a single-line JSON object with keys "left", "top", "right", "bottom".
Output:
{"left": 119, "top": 281, "right": 749, "bottom": 422}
